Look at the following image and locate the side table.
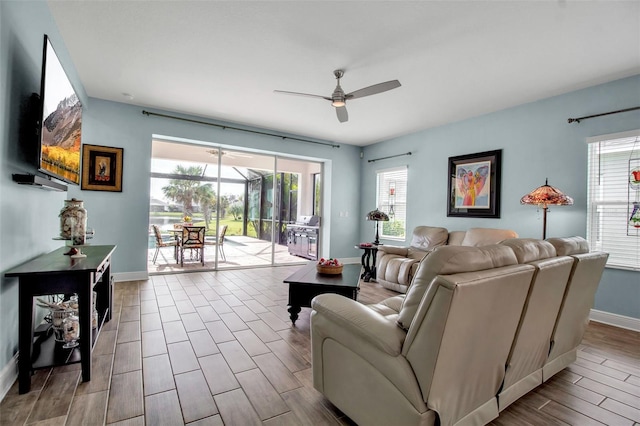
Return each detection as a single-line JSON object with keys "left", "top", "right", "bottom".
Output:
{"left": 5, "top": 245, "right": 116, "bottom": 394}
{"left": 355, "top": 244, "right": 378, "bottom": 282}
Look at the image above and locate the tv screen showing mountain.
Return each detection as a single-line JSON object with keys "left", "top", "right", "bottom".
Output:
{"left": 39, "top": 35, "right": 82, "bottom": 185}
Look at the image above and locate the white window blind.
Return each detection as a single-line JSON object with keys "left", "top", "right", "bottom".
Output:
{"left": 376, "top": 166, "right": 408, "bottom": 239}
{"left": 587, "top": 133, "right": 640, "bottom": 270}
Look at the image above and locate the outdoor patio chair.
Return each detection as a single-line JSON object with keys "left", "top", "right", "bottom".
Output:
{"left": 205, "top": 225, "right": 228, "bottom": 261}
{"left": 181, "top": 226, "right": 205, "bottom": 266}
{"left": 152, "top": 225, "right": 178, "bottom": 264}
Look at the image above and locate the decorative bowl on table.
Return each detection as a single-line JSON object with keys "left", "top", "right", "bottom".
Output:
{"left": 316, "top": 258, "right": 343, "bottom": 275}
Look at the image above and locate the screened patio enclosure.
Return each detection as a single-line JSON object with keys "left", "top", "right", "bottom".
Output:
{"left": 148, "top": 139, "right": 322, "bottom": 273}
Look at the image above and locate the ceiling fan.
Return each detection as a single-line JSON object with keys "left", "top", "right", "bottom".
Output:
{"left": 206, "top": 149, "right": 252, "bottom": 159}
{"left": 274, "top": 70, "right": 401, "bottom": 123}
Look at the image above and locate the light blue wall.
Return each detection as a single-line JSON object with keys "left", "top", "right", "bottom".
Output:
{"left": 0, "top": 0, "right": 89, "bottom": 377}
{"left": 361, "top": 74, "right": 640, "bottom": 319}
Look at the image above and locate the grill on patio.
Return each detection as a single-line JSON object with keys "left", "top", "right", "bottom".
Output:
{"left": 286, "top": 215, "right": 319, "bottom": 261}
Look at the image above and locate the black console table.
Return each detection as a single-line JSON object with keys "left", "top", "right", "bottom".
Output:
{"left": 5, "top": 245, "right": 116, "bottom": 394}
{"left": 283, "top": 263, "right": 360, "bottom": 325}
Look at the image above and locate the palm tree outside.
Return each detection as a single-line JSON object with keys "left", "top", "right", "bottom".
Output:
{"left": 162, "top": 165, "right": 206, "bottom": 217}
{"left": 195, "top": 184, "right": 216, "bottom": 231}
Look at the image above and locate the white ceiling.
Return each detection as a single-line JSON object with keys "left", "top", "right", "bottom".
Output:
{"left": 48, "top": 1, "right": 640, "bottom": 147}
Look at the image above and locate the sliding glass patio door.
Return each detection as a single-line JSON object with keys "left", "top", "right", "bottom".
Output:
{"left": 221, "top": 150, "right": 276, "bottom": 268}
{"left": 149, "top": 139, "right": 321, "bottom": 273}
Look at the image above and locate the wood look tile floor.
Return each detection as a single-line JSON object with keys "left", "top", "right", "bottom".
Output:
{"left": 1, "top": 266, "right": 639, "bottom": 425}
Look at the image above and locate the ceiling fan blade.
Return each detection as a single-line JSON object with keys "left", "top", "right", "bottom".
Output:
{"left": 346, "top": 80, "right": 401, "bottom": 100}
{"left": 336, "top": 106, "right": 348, "bottom": 123}
{"left": 274, "top": 90, "right": 331, "bottom": 101}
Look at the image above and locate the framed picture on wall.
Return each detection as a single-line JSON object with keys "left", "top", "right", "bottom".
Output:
{"left": 81, "top": 144, "right": 123, "bottom": 192}
{"left": 447, "top": 149, "right": 502, "bottom": 218}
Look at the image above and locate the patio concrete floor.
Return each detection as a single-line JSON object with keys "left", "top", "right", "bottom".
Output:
{"left": 148, "top": 235, "right": 309, "bottom": 274}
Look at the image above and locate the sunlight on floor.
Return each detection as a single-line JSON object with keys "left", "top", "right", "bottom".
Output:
{"left": 148, "top": 235, "right": 309, "bottom": 274}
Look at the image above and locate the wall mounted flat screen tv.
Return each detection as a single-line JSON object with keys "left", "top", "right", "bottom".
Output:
{"left": 38, "top": 34, "right": 82, "bottom": 185}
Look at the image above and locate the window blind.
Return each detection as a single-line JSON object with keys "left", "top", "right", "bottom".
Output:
{"left": 587, "top": 133, "right": 640, "bottom": 270}
{"left": 376, "top": 166, "right": 408, "bottom": 239}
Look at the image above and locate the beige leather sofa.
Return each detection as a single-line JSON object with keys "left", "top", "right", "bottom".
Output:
{"left": 496, "top": 238, "right": 574, "bottom": 410}
{"left": 310, "top": 237, "right": 607, "bottom": 426}
{"left": 375, "top": 227, "right": 519, "bottom": 293}
{"left": 543, "top": 237, "right": 609, "bottom": 381}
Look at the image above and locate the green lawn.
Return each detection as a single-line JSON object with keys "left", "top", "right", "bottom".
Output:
{"left": 193, "top": 217, "right": 256, "bottom": 237}
{"left": 150, "top": 212, "right": 255, "bottom": 237}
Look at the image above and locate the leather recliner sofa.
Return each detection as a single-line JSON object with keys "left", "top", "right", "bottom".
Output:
{"left": 310, "top": 237, "right": 607, "bottom": 426}
{"left": 375, "top": 226, "right": 519, "bottom": 293}
{"left": 542, "top": 237, "right": 609, "bottom": 381}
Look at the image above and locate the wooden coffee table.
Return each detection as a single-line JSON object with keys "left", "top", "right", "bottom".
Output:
{"left": 283, "top": 263, "right": 361, "bottom": 324}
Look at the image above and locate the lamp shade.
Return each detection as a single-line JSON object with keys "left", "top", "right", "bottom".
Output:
{"left": 520, "top": 179, "right": 573, "bottom": 207}
{"left": 366, "top": 209, "right": 389, "bottom": 221}
{"left": 520, "top": 179, "right": 573, "bottom": 239}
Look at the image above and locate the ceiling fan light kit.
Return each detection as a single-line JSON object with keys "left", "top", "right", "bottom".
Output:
{"left": 275, "top": 69, "right": 401, "bottom": 123}
{"left": 331, "top": 70, "right": 346, "bottom": 108}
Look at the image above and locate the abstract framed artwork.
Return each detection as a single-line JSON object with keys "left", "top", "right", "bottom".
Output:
{"left": 81, "top": 144, "right": 123, "bottom": 192}
{"left": 447, "top": 149, "right": 502, "bottom": 218}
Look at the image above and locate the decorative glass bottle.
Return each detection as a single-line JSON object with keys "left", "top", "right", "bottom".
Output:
{"left": 92, "top": 291, "right": 98, "bottom": 329}
{"left": 51, "top": 310, "right": 70, "bottom": 342}
{"left": 68, "top": 294, "right": 79, "bottom": 314}
{"left": 92, "top": 308, "right": 99, "bottom": 329}
{"left": 62, "top": 313, "right": 80, "bottom": 349}
{"left": 59, "top": 198, "right": 87, "bottom": 245}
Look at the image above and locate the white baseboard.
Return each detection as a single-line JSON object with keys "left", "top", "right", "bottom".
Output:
{"left": 112, "top": 271, "right": 149, "bottom": 282}
{"left": 0, "top": 353, "right": 18, "bottom": 402}
{"left": 590, "top": 309, "right": 640, "bottom": 332}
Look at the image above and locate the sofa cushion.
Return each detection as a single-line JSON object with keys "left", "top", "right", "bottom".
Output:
{"left": 460, "top": 228, "right": 519, "bottom": 246}
{"left": 500, "top": 238, "right": 556, "bottom": 263}
{"left": 396, "top": 244, "right": 518, "bottom": 330}
{"left": 447, "top": 230, "right": 466, "bottom": 246}
{"left": 407, "top": 247, "right": 430, "bottom": 261}
{"left": 409, "top": 226, "right": 449, "bottom": 250}
{"left": 368, "top": 295, "right": 405, "bottom": 320}
{"left": 376, "top": 245, "right": 409, "bottom": 256}
{"left": 379, "top": 256, "right": 420, "bottom": 286}
{"left": 546, "top": 236, "right": 589, "bottom": 256}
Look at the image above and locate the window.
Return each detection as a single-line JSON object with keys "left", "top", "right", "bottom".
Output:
{"left": 587, "top": 131, "right": 640, "bottom": 270}
{"left": 376, "top": 166, "right": 408, "bottom": 239}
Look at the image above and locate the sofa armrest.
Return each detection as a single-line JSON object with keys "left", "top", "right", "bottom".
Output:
{"left": 311, "top": 294, "right": 426, "bottom": 410}
{"left": 377, "top": 245, "right": 409, "bottom": 256}
{"left": 311, "top": 294, "right": 405, "bottom": 356}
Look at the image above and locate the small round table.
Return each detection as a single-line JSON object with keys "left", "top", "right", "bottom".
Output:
{"left": 355, "top": 244, "right": 378, "bottom": 282}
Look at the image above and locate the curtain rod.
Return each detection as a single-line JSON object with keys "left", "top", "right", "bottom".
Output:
{"left": 567, "top": 106, "right": 640, "bottom": 124}
{"left": 141, "top": 110, "right": 340, "bottom": 148}
{"left": 368, "top": 152, "right": 412, "bottom": 163}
